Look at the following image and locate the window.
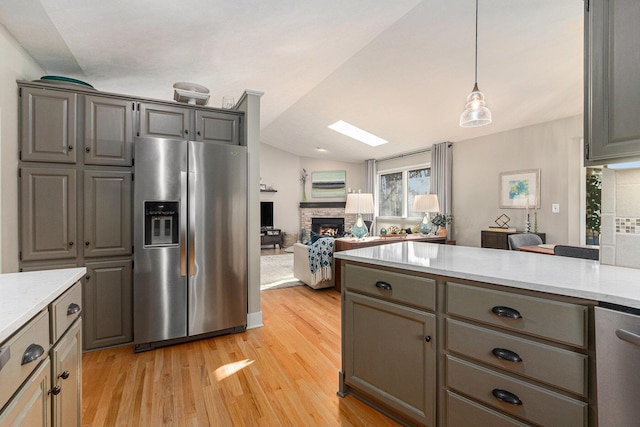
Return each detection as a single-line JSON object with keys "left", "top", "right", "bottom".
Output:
{"left": 378, "top": 166, "right": 431, "bottom": 217}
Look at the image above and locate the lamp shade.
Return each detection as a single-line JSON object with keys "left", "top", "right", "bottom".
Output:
{"left": 345, "top": 193, "right": 374, "bottom": 214}
{"left": 412, "top": 194, "right": 440, "bottom": 213}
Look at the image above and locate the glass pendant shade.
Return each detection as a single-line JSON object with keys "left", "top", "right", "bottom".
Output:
{"left": 460, "top": 83, "right": 492, "bottom": 127}
{"left": 351, "top": 214, "right": 369, "bottom": 239}
{"left": 418, "top": 214, "right": 433, "bottom": 236}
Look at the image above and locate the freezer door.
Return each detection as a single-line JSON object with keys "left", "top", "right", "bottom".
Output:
{"left": 188, "top": 141, "right": 247, "bottom": 336}
{"left": 133, "top": 137, "right": 188, "bottom": 344}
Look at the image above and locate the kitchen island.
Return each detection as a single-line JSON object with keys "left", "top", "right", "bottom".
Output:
{"left": 335, "top": 242, "right": 640, "bottom": 426}
{"left": 0, "top": 268, "right": 85, "bottom": 426}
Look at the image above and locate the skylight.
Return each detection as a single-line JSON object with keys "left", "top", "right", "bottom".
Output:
{"left": 328, "top": 120, "right": 388, "bottom": 147}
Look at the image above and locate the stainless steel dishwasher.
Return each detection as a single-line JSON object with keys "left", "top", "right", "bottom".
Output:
{"left": 595, "top": 303, "right": 640, "bottom": 426}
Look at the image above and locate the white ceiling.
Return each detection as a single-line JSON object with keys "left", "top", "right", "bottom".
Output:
{"left": 0, "top": 0, "right": 584, "bottom": 162}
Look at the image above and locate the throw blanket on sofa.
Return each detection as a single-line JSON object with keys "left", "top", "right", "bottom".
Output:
{"left": 308, "top": 237, "right": 334, "bottom": 287}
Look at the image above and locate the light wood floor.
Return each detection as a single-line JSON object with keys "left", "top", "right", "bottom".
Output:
{"left": 82, "top": 286, "right": 400, "bottom": 426}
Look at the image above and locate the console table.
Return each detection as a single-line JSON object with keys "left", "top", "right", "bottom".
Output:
{"left": 481, "top": 230, "right": 546, "bottom": 250}
{"left": 333, "top": 234, "right": 446, "bottom": 292}
{"left": 260, "top": 228, "right": 282, "bottom": 248}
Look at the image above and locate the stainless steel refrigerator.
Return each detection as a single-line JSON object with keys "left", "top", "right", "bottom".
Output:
{"left": 133, "top": 136, "right": 247, "bottom": 351}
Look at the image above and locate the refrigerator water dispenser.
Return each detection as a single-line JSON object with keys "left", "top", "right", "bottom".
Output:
{"left": 144, "top": 201, "right": 179, "bottom": 246}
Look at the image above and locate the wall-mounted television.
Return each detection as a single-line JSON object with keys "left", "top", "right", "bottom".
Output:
{"left": 260, "top": 201, "right": 274, "bottom": 228}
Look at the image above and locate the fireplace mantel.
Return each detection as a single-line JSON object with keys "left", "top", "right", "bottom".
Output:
{"left": 299, "top": 202, "right": 346, "bottom": 208}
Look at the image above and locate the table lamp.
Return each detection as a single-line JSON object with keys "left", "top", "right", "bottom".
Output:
{"left": 345, "top": 191, "right": 374, "bottom": 239}
{"left": 412, "top": 194, "right": 440, "bottom": 236}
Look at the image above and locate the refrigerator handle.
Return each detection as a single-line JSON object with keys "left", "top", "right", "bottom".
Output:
{"left": 180, "top": 171, "right": 188, "bottom": 277}
{"left": 188, "top": 171, "right": 196, "bottom": 276}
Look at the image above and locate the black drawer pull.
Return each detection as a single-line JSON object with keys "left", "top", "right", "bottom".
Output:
{"left": 492, "top": 388, "right": 522, "bottom": 406}
{"left": 85, "top": 147, "right": 91, "bottom": 152}
{"left": 49, "top": 385, "right": 62, "bottom": 396}
{"left": 67, "top": 303, "right": 81, "bottom": 316}
{"left": 59, "top": 370, "right": 70, "bottom": 380}
{"left": 375, "top": 281, "right": 392, "bottom": 291}
{"left": 21, "top": 343, "right": 44, "bottom": 365}
{"left": 492, "top": 348, "right": 523, "bottom": 363}
{"left": 491, "top": 306, "right": 522, "bottom": 319}
{"left": 425, "top": 335, "right": 432, "bottom": 343}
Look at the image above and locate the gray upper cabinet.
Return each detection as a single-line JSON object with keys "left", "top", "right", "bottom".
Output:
{"left": 83, "top": 170, "right": 132, "bottom": 258}
{"left": 84, "top": 95, "right": 134, "bottom": 166}
{"left": 20, "top": 167, "right": 77, "bottom": 261}
{"left": 585, "top": 0, "right": 640, "bottom": 165}
{"left": 138, "top": 103, "right": 191, "bottom": 139}
{"left": 195, "top": 110, "right": 240, "bottom": 145}
{"left": 20, "top": 87, "right": 77, "bottom": 163}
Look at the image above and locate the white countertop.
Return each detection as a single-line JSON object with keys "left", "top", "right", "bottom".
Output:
{"left": 335, "top": 242, "right": 640, "bottom": 309}
{"left": 0, "top": 268, "right": 86, "bottom": 343}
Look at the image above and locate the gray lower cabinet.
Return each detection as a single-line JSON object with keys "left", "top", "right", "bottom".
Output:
{"left": 0, "top": 358, "right": 51, "bottom": 427}
{"left": 51, "top": 318, "right": 82, "bottom": 427}
{"left": 341, "top": 264, "right": 436, "bottom": 426}
{"left": 0, "top": 280, "right": 82, "bottom": 427}
{"left": 83, "top": 170, "right": 132, "bottom": 258}
{"left": 20, "top": 167, "right": 77, "bottom": 262}
{"left": 83, "top": 259, "right": 133, "bottom": 350}
{"left": 84, "top": 95, "right": 134, "bottom": 166}
{"left": 585, "top": 0, "right": 640, "bottom": 165}
{"left": 20, "top": 87, "right": 77, "bottom": 164}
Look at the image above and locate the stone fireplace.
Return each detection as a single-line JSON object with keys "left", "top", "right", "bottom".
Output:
{"left": 299, "top": 202, "right": 356, "bottom": 241}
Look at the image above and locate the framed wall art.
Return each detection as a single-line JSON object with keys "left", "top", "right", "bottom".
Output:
{"left": 499, "top": 169, "right": 540, "bottom": 209}
{"left": 311, "top": 170, "right": 346, "bottom": 198}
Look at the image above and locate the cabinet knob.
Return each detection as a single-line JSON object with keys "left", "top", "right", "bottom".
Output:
{"left": 197, "top": 131, "right": 201, "bottom": 136}
{"left": 49, "top": 385, "right": 62, "bottom": 396}
{"left": 491, "top": 306, "right": 522, "bottom": 319}
{"left": 185, "top": 130, "right": 189, "bottom": 135}
{"left": 69, "top": 241, "right": 74, "bottom": 247}
{"left": 492, "top": 388, "right": 522, "bottom": 406}
{"left": 425, "top": 336, "right": 432, "bottom": 343}
{"left": 68, "top": 145, "right": 73, "bottom": 150}
{"left": 85, "top": 275, "right": 91, "bottom": 280}
{"left": 85, "top": 241, "right": 90, "bottom": 246}
{"left": 59, "top": 370, "right": 71, "bottom": 380}
{"left": 85, "top": 147, "right": 91, "bottom": 152}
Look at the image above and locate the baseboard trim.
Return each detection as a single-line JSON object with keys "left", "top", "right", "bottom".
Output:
{"left": 247, "top": 311, "right": 263, "bottom": 329}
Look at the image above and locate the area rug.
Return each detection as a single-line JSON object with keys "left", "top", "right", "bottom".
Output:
{"left": 260, "top": 253, "right": 304, "bottom": 291}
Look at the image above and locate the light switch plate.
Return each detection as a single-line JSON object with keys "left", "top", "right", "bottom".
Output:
{"left": 552, "top": 203, "right": 560, "bottom": 213}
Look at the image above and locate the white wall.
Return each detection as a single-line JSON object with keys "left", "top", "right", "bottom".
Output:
{"left": 0, "top": 24, "right": 44, "bottom": 272}
{"left": 259, "top": 143, "right": 365, "bottom": 240}
{"left": 453, "top": 115, "right": 583, "bottom": 247}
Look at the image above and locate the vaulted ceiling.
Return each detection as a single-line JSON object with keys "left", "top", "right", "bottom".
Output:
{"left": 0, "top": 0, "right": 584, "bottom": 162}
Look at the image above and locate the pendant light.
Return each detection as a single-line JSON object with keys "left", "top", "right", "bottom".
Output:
{"left": 460, "top": 0, "right": 492, "bottom": 127}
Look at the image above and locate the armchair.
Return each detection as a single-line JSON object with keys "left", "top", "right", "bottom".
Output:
{"left": 293, "top": 240, "right": 335, "bottom": 289}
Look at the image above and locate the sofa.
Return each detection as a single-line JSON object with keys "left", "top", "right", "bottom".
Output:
{"left": 293, "top": 242, "right": 335, "bottom": 289}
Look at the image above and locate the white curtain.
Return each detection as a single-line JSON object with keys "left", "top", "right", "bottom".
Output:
{"left": 431, "top": 142, "right": 453, "bottom": 236}
{"left": 364, "top": 159, "right": 376, "bottom": 230}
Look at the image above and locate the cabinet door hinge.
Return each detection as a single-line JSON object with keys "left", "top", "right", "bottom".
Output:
{"left": 585, "top": 0, "right": 590, "bottom": 12}
{"left": 131, "top": 173, "right": 134, "bottom": 181}
{"left": 19, "top": 251, "right": 22, "bottom": 261}
{"left": 18, "top": 168, "right": 21, "bottom": 178}
{"left": 18, "top": 87, "right": 22, "bottom": 97}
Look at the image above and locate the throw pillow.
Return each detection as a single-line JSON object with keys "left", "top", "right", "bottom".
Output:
{"left": 310, "top": 231, "right": 322, "bottom": 244}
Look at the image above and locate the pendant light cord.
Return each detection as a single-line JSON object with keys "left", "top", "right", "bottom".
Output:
{"left": 474, "top": 0, "right": 479, "bottom": 86}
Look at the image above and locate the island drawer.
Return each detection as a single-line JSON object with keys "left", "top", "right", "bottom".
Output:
{"left": 446, "top": 391, "right": 529, "bottom": 427}
{"left": 344, "top": 264, "right": 435, "bottom": 310}
{"left": 446, "top": 282, "right": 587, "bottom": 347}
{"left": 447, "top": 355, "right": 587, "bottom": 427}
{"left": 446, "top": 319, "right": 587, "bottom": 396}
{"left": 0, "top": 309, "right": 49, "bottom": 411}
{"left": 51, "top": 280, "right": 82, "bottom": 343}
